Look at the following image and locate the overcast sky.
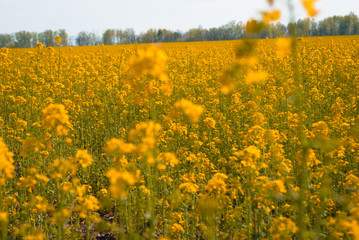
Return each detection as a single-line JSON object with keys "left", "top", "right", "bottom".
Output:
{"left": 0, "top": 0, "right": 358, "bottom": 36}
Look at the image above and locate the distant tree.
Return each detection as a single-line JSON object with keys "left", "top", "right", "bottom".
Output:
{"left": 351, "top": 12, "right": 359, "bottom": 35}
{"left": 173, "top": 31, "right": 183, "bottom": 42}
{"left": 123, "top": 28, "right": 136, "bottom": 44}
{"left": 233, "top": 21, "right": 245, "bottom": 39}
{"left": 103, "top": 29, "right": 115, "bottom": 45}
{"left": 68, "top": 36, "right": 76, "bottom": 46}
{"left": 186, "top": 26, "right": 207, "bottom": 41}
{"left": 274, "top": 22, "right": 287, "bottom": 36}
{"left": 140, "top": 28, "right": 157, "bottom": 43}
{"left": 260, "top": 23, "right": 286, "bottom": 38}
{"left": 218, "top": 21, "right": 244, "bottom": 40}
{"left": 114, "top": 29, "right": 123, "bottom": 44}
{"left": 331, "top": 16, "right": 341, "bottom": 35}
{"left": 207, "top": 27, "right": 220, "bottom": 41}
{"left": 161, "top": 29, "right": 174, "bottom": 42}
{"left": 218, "top": 23, "right": 232, "bottom": 40}
{"left": 259, "top": 26, "right": 271, "bottom": 38}
{"left": 30, "top": 32, "right": 38, "bottom": 47}
{"left": 339, "top": 12, "right": 359, "bottom": 35}
{"left": 157, "top": 29, "right": 162, "bottom": 42}
{"left": 287, "top": 22, "right": 296, "bottom": 36}
{"left": 319, "top": 17, "right": 339, "bottom": 36}
{"left": 310, "top": 19, "right": 319, "bottom": 36}
{"left": 76, "top": 31, "right": 92, "bottom": 46}
{"left": 14, "top": 31, "right": 32, "bottom": 48}
{"left": 0, "top": 34, "right": 13, "bottom": 48}
{"left": 318, "top": 19, "right": 330, "bottom": 36}
{"left": 139, "top": 29, "right": 181, "bottom": 43}
{"left": 297, "top": 18, "right": 310, "bottom": 37}
{"left": 39, "top": 30, "right": 55, "bottom": 47}
{"left": 349, "top": 12, "right": 359, "bottom": 35}
{"left": 89, "top": 32, "right": 101, "bottom": 45}
{"left": 55, "top": 29, "right": 69, "bottom": 46}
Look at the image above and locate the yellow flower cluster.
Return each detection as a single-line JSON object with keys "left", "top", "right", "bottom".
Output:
{"left": 0, "top": 138, "right": 14, "bottom": 184}
{"left": 74, "top": 149, "right": 93, "bottom": 168}
{"left": 129, "top": 44, "right": 168, "bottom": 81}
{"left": 106, "top": 168, "right": 138, "bottom": 199}
{"left": 41, "top": 103, "right": 71, "bottom": 136}
{"left": 174, "top": 99, "right": 204, "bottom": 123}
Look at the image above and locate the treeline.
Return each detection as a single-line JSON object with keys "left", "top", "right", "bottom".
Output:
{"left": 1, "top": 12, "right": 359, "bottom": 48}
{"left": 0, "top": 29, "right": 69, "bottom": 48}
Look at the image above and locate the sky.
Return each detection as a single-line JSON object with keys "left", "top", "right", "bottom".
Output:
{"left": 0, "top": 0, "right": 358, "bottom": 36}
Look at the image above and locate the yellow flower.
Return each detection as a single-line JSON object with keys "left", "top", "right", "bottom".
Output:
{"left": 24, "top": 232, "right": 44, "bottom": 240}
{"left": 55, "top": 36, "right": 62, "bottom": 45}
{"left": 301, "top": 0, "right": 318, "bottom": 17}
{"left": 218, "top": 70, "right": 236, "bottom": 94}
{"left": 236, "top": 145, "right": 261, "bottom": 160}
{"left": 35, "top": 196, "right": 52, "bottom": 213}
{"left": 100, "top": 188, "right": 108, "bottom": 196}
{"left": 36, "top": 42, "right": 43, "bottom": 49}
{"left": 56, "top": 124, "right": 69, "bottom": 136}
{"left": 35, "top": 174, "right": 49, "bottom": 183}
{"left": 269, "top": 216, "right": 298, "bottom": 239}
{"left": 139, "top": 185, "right": 151, "bottom": 195}
{"left": 157, "top": 152, "right": 180, "bottom": 168}
{"left": 252, "top": 112, "right": 266, "bottom": 126}
{"left": 42, "top": 104, "right": 71, "bottom": 130}
{"left": 244, "top": 70, "right": 268, "bottom": 84}
{"left": 204, "top": 117, "right": 216, "bottom": 128}
{"left": 175, "top": 99, "right": 204, "bottom": 123}
{"left": 74, "top": 195, "right": 100, "bottom": 218}
{"left": 170, "top": 223, "right": 184, "bottom": 234}
{"left": 263, "top": 179, "right": 287, "bottom": 196}
{"left": 0, "top": 211, "right": 8, "bottom": 223}
{"left": 106, "top": 168, "right": 138, "bottom": 199}
{"left": 246, "top": 19, "right": 265, "bottom": 33}
{"left": 20, "top": 137, "right": 44, "bottom": 157}
{"left": 179, "top": 182, "right": 199, "bottom": 194}
{"left": 128, "top": 121, "right": 162, "bottom": 153}
{"left": 276, "top": 38, "right": 291, "bottom": 57}
{"left": 50, "top": 158, "right": 77, "bottom": 179}
{"left": 235, "top": 145, "right": 262, "bottom": 170}
{"left": 311, "top": 121, "right": 330, "bottom": 138}
{"left": 129, "top": 45, "right": 168, "bottom": 81}
{"left": 104, "top": 138, "right": 136, "bottom": 154}
{"left": 52, "top": 209, "right": 70, "bottom": 225}
{"left": 206, "top": 172, "right": 228, "bottom": 194}
{"left": 262, "top": 10, "right": 281, "bottom": 23}
{"left": 75, "top": 149, "right": 93, "bottom": 168}
{"left": 0, "top": 137, "right": 15, "bottom": 181}
{"left": 65, "top": 137, "right": 72, "bottom": 144}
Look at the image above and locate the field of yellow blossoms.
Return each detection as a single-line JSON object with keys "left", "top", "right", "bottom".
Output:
{"left": 1, "top": 35, "right": 359, "bottom": 239}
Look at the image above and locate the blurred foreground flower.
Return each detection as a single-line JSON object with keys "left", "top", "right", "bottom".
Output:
{"left": 262, "top": 10, "right": 281, "bottom": 23}
{"left": 0, "top": 137, "right": 14, "bottom": 185}
{"left": 129, "top": 45, "right": 168, "bottom": 81}
{"left": 276, "top": 38, "right": 292, "bottom": 57}
{"left": 106, "top": 168, "right": 139, "bottom": 199}
{"left": 175, "top": 99, "right": 204, "bottom": 123}
{"left": 75, "top": 149, "right": 93, "bottom": 168}
{"left": 301, "top": 0, "right": 318, "bottom": 17}
{"left": 244, "top": 70, "right": 268, "bottom": 84}
{"left": 42, "top": 104, "right": 71, "bottom": 136}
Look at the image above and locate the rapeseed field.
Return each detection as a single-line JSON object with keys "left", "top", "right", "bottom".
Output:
{"left": 1, "top": 34, "right": 359, "bottom": 239}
